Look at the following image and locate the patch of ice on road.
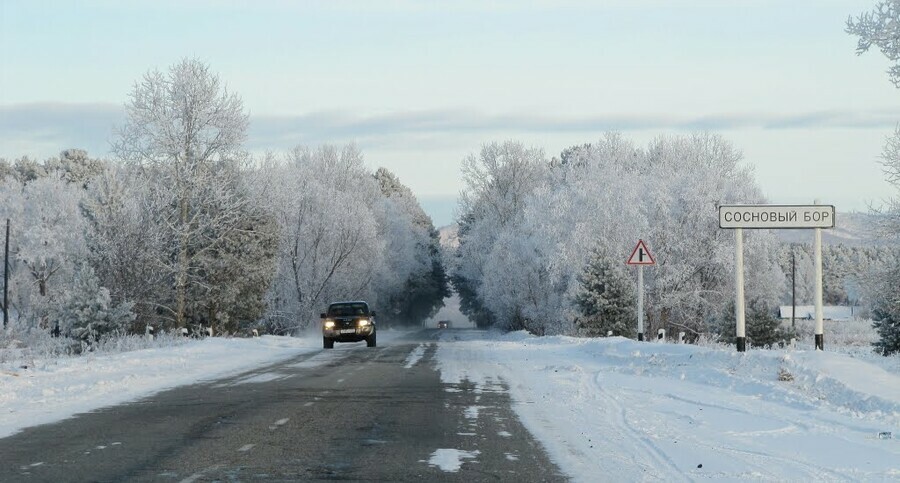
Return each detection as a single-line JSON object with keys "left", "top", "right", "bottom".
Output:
{"left": 269, "top": 418, "right": 290, "bottom": 430}
{"left": 498, "top": 430, "right": 512, "bottom": 437}
{"left": 426, "top": 448, "right": 480, "bottom": 472}
{"left": 230, "top": 372, "right": 286, "bottom": 385}
{"left": 505, "top": 453, "right": 519, "bottom": 461}
{"left": 464, "top": 405, "right": 484, "bottom": 420}
{"left": 237, "top": 444, "right": 255, "bottom": 452}
{"left": 404, "top": 344, "right": 427, "bottom": 369}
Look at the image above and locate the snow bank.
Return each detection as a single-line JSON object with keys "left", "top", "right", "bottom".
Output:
{"left": 0, "top": 335, "right": 322, "bottom": 439}
{"left": 437, "top": 330, "right": 900, "bottom": 482}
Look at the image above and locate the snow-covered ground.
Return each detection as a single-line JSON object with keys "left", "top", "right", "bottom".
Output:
{"left": 3, "top": 327, "right": 899, "bottom": 480}
{"left": 436, "top": 330, "right": 900, "bottom": 482}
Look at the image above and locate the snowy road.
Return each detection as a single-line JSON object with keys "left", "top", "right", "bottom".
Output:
{"left": 0, "top": 331, "right": 563, "bottom": 481}
{"left": 2, "top": 329, "right": 899, "bottom": 481}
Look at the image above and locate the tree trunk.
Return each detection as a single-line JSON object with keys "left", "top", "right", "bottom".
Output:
{"left": 176, "top": 194, "right": 189, "bottom": 328}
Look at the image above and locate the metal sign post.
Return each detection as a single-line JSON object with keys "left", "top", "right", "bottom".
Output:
{"left": 627, "top": 240, "right": 655, "bottom": 342}
{"left": 638, "top": 265, "right": 644, "bottom": 341}
{"left": 735, "top": 228, "right": 746, "bottom": 352}
{"left": 719, "top": 204, "right": 834, "bottom": 352}
{"left": 813, "top": 201, "right": 824, "bottom": 350}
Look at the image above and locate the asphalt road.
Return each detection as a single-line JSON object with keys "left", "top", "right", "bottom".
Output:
{"left": 0, "top": 330, "right": 566, "bottom": 482}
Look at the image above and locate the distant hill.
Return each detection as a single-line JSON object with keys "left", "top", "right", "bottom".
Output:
{"left": 772, "top": 212, "right": 884, "bottom": 246}
{"left": 440, "top": 213, "right": 886, "bottom": 249}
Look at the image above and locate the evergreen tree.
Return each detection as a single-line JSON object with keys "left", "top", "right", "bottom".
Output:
{"left": 719, "top": 300, "right": 792, "bottom": 348}
{"left": 54, "top": 264, "right": 135, "bottom": 343}
{"left": 189, "top": 206, "right": 279, "bottom": 334}
{"left": 871, "top": 265, "right": 900, "bottom": 355}
{"left": 575, "top": 249, "right": 636, "bottom": 337}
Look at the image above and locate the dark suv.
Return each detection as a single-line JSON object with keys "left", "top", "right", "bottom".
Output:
{"left": 321, "top": 301, "right": 376, "bottom": 349}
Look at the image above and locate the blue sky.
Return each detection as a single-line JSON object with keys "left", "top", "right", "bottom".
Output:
{"left": 1, "top": 0, "right": 897, "bottom": 226}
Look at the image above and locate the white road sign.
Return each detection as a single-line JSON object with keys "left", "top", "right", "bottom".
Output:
{"left": 627, "top": 240, "right": 655, "bottom": 265}
{"left": 719, "top": 205, "right": 835, "bottom": 229}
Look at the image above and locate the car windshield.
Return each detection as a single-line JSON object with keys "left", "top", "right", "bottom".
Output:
{"left": 328, "top": 303, "right": 368, "bottom": 317}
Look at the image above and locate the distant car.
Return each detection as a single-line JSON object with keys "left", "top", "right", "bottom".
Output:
{"left": 321, "top": 301, "right": 376, "bottom": 349}
{"left": 438, "top": 320, "right": 450, "bottom": 329}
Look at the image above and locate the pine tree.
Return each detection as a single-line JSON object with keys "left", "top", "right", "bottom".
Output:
{"left": 719, "top": 300, "right": 792, "bottom": 348}
{"left": 575, "top": 249, "right": 636, "bottom": 337}
{"left": 54, "top": 264, "right": 135, "bottom": 343}
{"left": 872, "top": 266, "right": 900, "bottom": 356}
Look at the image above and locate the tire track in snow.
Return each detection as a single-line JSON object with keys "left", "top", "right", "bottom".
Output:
{"left": 613, "top": 380, "right": 855, "bottom": 481}
{"left": 593, "top": 373, "right": 690, "bottom": 482}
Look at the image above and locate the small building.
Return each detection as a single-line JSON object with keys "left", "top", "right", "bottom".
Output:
{"left": 778, "top": 305, "right": 861, "bottom": 322}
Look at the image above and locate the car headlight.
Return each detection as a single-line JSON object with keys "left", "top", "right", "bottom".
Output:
{"left": 358, "top": 319, "right": 370, "bottom": 326}
{"left": 324, "top": 320, "right": 335, "bottom": 329}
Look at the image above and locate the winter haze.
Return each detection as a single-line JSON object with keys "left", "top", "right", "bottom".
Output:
{"left": 1, "top": 1, "right": 900, "bottom": 481}
{"left": 1, "top": 1, "right": 898, "bottom": 226}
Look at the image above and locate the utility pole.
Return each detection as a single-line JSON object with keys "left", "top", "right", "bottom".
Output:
{"left": 791, "top": 247, "right": 796, "bottom": 331}
{"left": 4, "top": 218, "right": 9, "bottom": 329}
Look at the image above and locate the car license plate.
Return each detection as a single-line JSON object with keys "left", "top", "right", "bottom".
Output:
{"left": 340, "top": 329, "right": 356, "bottom": 334}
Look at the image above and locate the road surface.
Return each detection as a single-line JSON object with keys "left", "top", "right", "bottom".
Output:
{"left": 0, "top": 330, "right": 565, "bottom": 482}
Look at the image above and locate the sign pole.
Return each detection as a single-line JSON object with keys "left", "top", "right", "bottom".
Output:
{"left": 719, "top": 204, "right": 834, "bottom": 353}
{"left": 814, "top": 201, "right": 824, "bottom": 350}
{"left": 735, "top": 227, "right": 746, "bottom": 352}
{"left": 637, "top": 265, "right": 644, "bottom": 341}
{"left": 627, "top": 239, "right": 654, "bottom": 342}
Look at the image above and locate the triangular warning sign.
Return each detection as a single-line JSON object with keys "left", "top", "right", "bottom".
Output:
{"left": 627, "top": 239, "right": 655, "bottom": 265}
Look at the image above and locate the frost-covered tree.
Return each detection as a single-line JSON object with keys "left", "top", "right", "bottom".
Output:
{"left": 0, "top": 158, "right": 14, "bottom": 181}
{"left": 12, "top": 156, "right": 46, "bottom": 184}
{"left": 0, "top": 175, "right": 88, "bottom": 327}
{"left": 848, "top": 0, "right": 900, "bottom": 87}
{"left": 259, "top": 145, "right": 383, "bottom": 332}
{"left": 52, "top": 264, "right": 135, "bottom": 343}
{"left": 847, "top": 2, "right": 900, "bottom": 352}
{"left": 574, "top": 249, "right": 636, "bottom": 338}
{"left": 458, "top": 133, "right": 784, "bottom": 337}
{"left": 255, "top": 147, "right": 448, "bottom": 333}
{"left": 187, "top": 189, "right": 279, "bottom": 333}
{"left": 481, "top": 229, "right": 561, "bottom": 334}
{"left": 81, "top": 164, "right": 168, "bottom": 330}
{"left": 113, "top": 58, "right": 257, "bottom": 329}
{"left": 374, "top": 168, "right": 449, "bottom": 326}
{"left": 454, "top": 141, "right": 548, "bottom": 329}
{"left": 46, "top": 149, "right": 107, "bottom": 188}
